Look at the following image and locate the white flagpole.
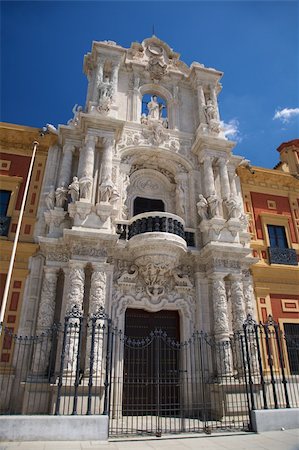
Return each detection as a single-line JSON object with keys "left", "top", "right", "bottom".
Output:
{"left": 0, "top": 140, "right": 39, "bottom": 334}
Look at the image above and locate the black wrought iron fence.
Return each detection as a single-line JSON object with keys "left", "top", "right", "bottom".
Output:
{"left": 242, "top": 314, "right": 299, "bottom": 411}
{"left": 0, "top": 310, "right": 298, "bottom": 438}
{"left": 0, "top": 306, "right": 112, "bottom": 416}
{"left": 109, "top": 330, "right": 251, "bottom": 437}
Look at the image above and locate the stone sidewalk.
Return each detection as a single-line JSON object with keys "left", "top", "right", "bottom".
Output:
{"left": 1, "top": 429, "right": 299, "bottom": 450}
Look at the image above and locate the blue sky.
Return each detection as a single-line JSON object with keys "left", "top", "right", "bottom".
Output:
{"left": 1, "top": 1, "right": 298, "bottom": 168}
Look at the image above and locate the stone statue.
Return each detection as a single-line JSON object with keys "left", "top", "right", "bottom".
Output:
{"left": 97, "top": 76, "right": 113, "bottom": 113}
{"left": 68, "top": 176, "right": 80, "bottom": 202}
{"left": 67, "top": 104, "right": 82, "bottom": 127}
{"left": 45, "top": 187, "right": 55, "bottom": 210}
{"left": 79, "top": 176, "right": 92, "bottom": 200}
{"left": 121, "top": 173, "right": 130, "bottom": 218}
{"left": 197, "top": 194, "right": 209, "bottom": 221}
{"left": 147, "top": 95, "right": 164, "bottom": 121}
{"left": 110, "top": 186, "right": 120, "bottom": 205}
{"left": 205, "top": 100, "right": 216, "bottom": 123}
{"left": 225, "top": 196, "right": 242, "bottom": 219}
{"left": 55, "top": 186, "right": 68, "bottom": 209}
{"left": 207, "top": 193, "right": 219, "bottom": 218}
{"left": 176, "top": 182, "right": 185, "bottom": 217}
{"left": 98, "top": 177, "right": 115, "bottom": 203}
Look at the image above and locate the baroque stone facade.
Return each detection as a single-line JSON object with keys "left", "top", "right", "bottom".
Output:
{"left": 19, "top": 36, "right": 257, "bottom": 377}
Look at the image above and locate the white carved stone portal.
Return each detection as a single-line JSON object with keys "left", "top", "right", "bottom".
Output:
{"left": 24, "top": 36, "right": 257, "bottom": 386}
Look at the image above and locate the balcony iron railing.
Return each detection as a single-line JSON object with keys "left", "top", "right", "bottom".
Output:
{"left": 0, "top": 216, "right": 11, "bottom": 237}
{"left": 116, "top": 212, "right": 196, "bottom": 247}
{"left": 268, "top": 247, "right": 298, "bottom": 266}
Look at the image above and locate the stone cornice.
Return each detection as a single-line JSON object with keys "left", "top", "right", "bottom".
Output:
{"left": 238, "top": 166, "right": 299, "bottom": 191}
{"left": 0, "top": 122, "right": 56, "bottom": 154}
{"left": 191, "top": 134, "right": 236, "bottom": 157}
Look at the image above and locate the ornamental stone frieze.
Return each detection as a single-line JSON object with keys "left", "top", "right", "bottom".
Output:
{"left": 115, "top": 259, "right": 194, "bottom": 306}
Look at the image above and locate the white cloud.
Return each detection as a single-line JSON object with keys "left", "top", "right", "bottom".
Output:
{"left": 220, "top": 119, "right": 242, "bottom": 142}
{"left": 273, "top": 107, "right": 299, "bottom": 123}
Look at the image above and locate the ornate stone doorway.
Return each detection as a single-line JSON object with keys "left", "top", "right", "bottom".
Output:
{"left": 122, "top": 308, "right": 180, "bottom": 416}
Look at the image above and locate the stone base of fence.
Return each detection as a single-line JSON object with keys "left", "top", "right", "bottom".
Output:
{"left": 251, "top": 408, "right": 299, "bottom": 432}
{"left": 0, "top": 415, "right": 109, "bottom": 441}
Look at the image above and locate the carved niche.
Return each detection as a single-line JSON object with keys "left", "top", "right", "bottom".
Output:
{"left": 127, "top": 168, "right": 175, "bottom": 216}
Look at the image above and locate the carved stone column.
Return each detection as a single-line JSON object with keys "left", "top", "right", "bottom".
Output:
{"left": 92, "top": 59, "right": 104, "bottom": 102}
{"left": 57, "top": 142, "right": 75, "bottom": 189}
{"left": 218, "top": 158, "right": 231, "bottom": 201}
{"left": 203, "top": 156, "right": 215, "bottom": 197}
{"left": 86, "top": 264, "right": 108, "bottom": 373}
{"left": 101, "top": 137, "right": 114, "bottom": 183}
{"left": 64, "top": 261, "right": 85, "bottom": 373}
{"left": 211, "top": 274, "right": 233, "bottom": 377}
{"left": 172, "top": 83, "right": 180, "bottom": 130}
{"left": 230, "top": 275, "right": 246, "bottom": 332}
{"left": 197, "top": 83, "right": 207, "bottom": 125}
{"left": 243, "top": 271, "right": 256, "bottom": 317}
{"left": 32, "top": 266, "right": 59, "bottom": 374}
{"left": 98, "top": 136, "right": 115, "bottom": 204}
{"left": 65, "top": 261, "right": 85, "bottom": 313}
{"left": 229, "top": 275, "right": 247, "bottom": 376}
{"left": 111, "top": 61, "right": 120, "bottom": 101}
{"left": 79, "top": 134, "right": 97, "bottom": 202}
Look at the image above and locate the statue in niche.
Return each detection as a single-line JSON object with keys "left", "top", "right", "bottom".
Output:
{"left": 68, "top": 176, "right": 80, "bottom": 203}
{"left": 97, "top": 76, "right": 113, "bottom": 113}
{"left": 79, "top": 176, "right": 92, "bottom": 200}
{"left": 45, "top": 187, "right": 55, "bottom": 210}
{"left": 197, "top": 194, "right": 209, "bottom": 221}
{"left": 225, "top": 195, "right": 242, "bottom": 219}
{"left": 99, "top": 176, "right": 119, "bottom": 204}
{"left": 205, "top": 99, "right": 217, "bottom": 123}
{"left": 147, "top": 95, "right": 165, "bottom": 121}
{"left": 55, "top": 186, "right": 68, "bottom": 209}
{"left": 207, "top": 193, "right": 219, "bottom": 218}
{"left": 176, "top": 181, "right": 186, "bottom": 217}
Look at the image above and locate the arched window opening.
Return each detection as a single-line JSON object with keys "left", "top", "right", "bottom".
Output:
{"left": 141, "top": 94, "right": 168, "bottom": 128}
{"left": 134, "top": 197, "right": 165, "bottom": 216}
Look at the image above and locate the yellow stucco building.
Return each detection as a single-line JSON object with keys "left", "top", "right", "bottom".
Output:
{"left": 0, "top": 122, "right": 54, "bottom": 364}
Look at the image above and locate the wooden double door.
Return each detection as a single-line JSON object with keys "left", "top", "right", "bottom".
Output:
{"left": 123, "top": 308, "right": 180, "bottom": 416}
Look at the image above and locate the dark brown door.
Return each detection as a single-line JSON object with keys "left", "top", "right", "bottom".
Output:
{"left": 123, "top": 308, "right": 180, "bottom": 416}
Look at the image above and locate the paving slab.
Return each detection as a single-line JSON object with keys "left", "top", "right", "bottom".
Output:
{"left": 0, "top": 429, "right": 298, "bottom": 450}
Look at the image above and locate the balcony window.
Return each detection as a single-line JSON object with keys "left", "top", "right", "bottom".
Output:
{"left": 0, "top": 190, "right": 11, "bottom": 216}
{"left": 267, "top": 224, "right": 297, "bottom": 265}
{"left": 0, "top": 190, "right": 11, "bottom": 237}
{"left": 267, "top": 225, "right": 288, "bottom": 249}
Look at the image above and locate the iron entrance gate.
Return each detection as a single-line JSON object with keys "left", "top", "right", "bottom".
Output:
{"left": 109, "top": 330, "right": 251, "bottom": 437}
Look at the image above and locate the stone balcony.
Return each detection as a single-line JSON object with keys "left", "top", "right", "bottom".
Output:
{"left": 116, "top": 212, "right": 195, "bottom": 246}
{"left": 116, "top": 212, "right": 195, "bottom": 267}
